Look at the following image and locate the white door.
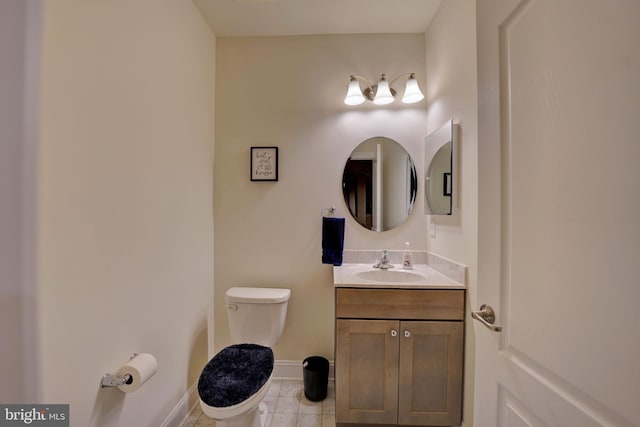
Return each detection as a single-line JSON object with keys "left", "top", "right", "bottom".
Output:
{"left": 474, "top": 1, "right": 640, "bottom": 426}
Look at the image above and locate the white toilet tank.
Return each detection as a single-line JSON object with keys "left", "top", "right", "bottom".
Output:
{"left": 225, "top": 287, "right": 291, "bottom": 347}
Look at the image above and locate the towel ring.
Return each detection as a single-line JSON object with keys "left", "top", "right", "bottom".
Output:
{"left": 321, "top": 206, "right": 336, "bottom": 218}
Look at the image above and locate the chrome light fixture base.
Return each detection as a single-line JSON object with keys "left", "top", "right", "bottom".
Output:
{"left": 362, "top": 86, "right": 397, "bottom": 101}
{"left": 344, "top": 72, "right": 423, "bottom": 106}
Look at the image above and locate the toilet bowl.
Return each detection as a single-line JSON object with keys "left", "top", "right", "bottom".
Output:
{"left": 198, "top": 287, "right": 290, "bottom": 427}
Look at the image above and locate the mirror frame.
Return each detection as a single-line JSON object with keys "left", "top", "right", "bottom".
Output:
{"left": 424, "top": 119, "right": 459, "bottom": 215}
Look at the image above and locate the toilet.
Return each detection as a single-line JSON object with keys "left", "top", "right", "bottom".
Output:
{"left": 198, "top": 287, "right": 291, "bottom": 427}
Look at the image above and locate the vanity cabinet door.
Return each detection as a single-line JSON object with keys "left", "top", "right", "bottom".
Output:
{"left": 336, "top": 319, "right": 399, "bottom": 424}
{"left": 398, "top": 321, "right": 464, "bottom": 426}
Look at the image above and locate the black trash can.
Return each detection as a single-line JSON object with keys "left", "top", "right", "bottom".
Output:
{"left": 302, "top": 356, "right": 329, "bottom": 401}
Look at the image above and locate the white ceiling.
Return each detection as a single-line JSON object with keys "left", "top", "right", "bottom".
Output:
{"left": 193, "top": 0, "right": 442, "bottom": 37}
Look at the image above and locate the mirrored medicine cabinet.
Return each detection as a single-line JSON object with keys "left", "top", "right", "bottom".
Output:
{"left": 342, "top": 137, "right": 417, "bottom": 232}
{"left": 425, "top": 119, "right": 458, "bottom": 215}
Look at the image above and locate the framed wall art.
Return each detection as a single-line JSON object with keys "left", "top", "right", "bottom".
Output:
{"left": 250, "top": 146, "right": 278, "bottom": 181}
{"left": 443, "top": 172, "right": 452, "bottom": 196}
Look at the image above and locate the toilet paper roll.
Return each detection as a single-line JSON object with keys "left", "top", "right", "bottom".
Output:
{"left": 116, "top": 353, "right": 158, "bottom": 393}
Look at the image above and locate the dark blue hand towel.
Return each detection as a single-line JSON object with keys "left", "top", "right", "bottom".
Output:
{"left": 322, "top": 217, "right": 345, "bottom": 266}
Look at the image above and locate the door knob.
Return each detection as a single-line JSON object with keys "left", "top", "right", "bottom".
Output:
{"left": 404, "top": 330, "right": 411, "bottom": 338}
{"left": 472, "top": 304, "right": 503, "bottom": 332}
{"left": 391, "top": 330, "right": 398, "bottom": 337}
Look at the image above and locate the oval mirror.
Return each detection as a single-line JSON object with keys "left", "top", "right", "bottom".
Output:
{"left": 342, "top": 137, "right": 417, "bottom": 232}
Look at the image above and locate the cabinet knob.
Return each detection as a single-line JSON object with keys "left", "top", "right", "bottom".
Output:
{"left": 404, "top": 330, "right": 411, "bottom": 338}
{"left": 391, "top": 330, "right": 398, "bottom": 337}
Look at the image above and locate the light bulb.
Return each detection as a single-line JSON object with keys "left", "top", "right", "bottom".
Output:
{"left": 344, "top": 77, "right": 366, "bottom": 105}
{"left": 373, "top": 75, "right": 394, "bottom": 105}
{"left": 401, "top": 74, "right": 424, "bottom": 104}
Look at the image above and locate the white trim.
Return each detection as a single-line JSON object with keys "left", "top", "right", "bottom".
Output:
{"left": 273, "top": 359, "right": 335, "bottom": 382}
{"left": 160, "top": 382, "right": 199, "bottom": 427}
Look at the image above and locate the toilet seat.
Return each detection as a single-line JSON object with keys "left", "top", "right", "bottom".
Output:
{"left": 198, "top": 344, "right": 274, "bottom": 419}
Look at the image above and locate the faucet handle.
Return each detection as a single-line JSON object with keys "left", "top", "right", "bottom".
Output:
{"left": 374, "top": 250, "right": 392, "bottom": 269}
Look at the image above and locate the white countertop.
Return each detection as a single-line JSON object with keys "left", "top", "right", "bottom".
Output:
{"left": 333, "top": 263, "right": 466, "bottom": 289}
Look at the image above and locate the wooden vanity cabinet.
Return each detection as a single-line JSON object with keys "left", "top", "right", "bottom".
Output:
{"left": 335, "top": 288, "right": 464, "bottom": 427}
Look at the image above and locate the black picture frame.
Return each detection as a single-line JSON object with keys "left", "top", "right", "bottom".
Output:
{"left": 443, "top": 172, "right": 452, "bottom": 196}
{"left": 250, "top": 146, "right": 278, "bottom": 181}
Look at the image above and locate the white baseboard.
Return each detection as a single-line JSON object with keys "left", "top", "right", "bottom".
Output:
{"left": 273, "top": 359, "right": 334, "bottom": 382}
{"left": 160, "top": 382, "right": 199, "bottom": 427}
{"left": 161, "top": 359, "right": 335, "bottom": 427}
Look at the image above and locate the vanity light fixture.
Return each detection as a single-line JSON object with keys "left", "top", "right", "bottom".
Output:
{"left": 343, "top": 73, "right": 424, "bottom": 106}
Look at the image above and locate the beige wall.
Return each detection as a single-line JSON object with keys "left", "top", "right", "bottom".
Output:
{"left": 214, "top": 34, "right": 429, "bottom": 360}
{"left": 0, "top": 0, "right": 28, "bottom": 403}
{"left": 425, "top": 1, "right": 478, "bottom": 425}
{"left": 38, "top": 1, "right": 214, "bottom": 425}
{"left": 0, "top": 0, "right": 42, "bottom": 404}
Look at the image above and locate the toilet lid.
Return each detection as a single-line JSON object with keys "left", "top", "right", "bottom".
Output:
{"left": 198, "top": 344, "right": 274, "bottom": 408}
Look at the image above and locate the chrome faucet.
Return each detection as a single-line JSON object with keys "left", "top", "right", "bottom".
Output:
{"left": 373, "top": 250, "right": 393, "bottom": 270}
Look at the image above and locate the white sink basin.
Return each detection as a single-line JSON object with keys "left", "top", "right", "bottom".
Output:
{"left": 333, "top": 263, "right": 465, "bottom": 289}
{"left": 355, "top": 269, "right": 426, "bottom": 283}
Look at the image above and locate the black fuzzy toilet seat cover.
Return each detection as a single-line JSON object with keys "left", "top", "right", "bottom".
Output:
{"left": 198, "top": 343, "right": 274, "bottom": 408}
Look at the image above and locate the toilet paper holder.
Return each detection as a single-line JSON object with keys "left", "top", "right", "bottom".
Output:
{"left": 100, "top": 353, "right": 137, "bottom": 388}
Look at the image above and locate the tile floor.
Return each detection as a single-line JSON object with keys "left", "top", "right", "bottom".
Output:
{"left": 181, "top": 380, "right": 335, "bottom": 427}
